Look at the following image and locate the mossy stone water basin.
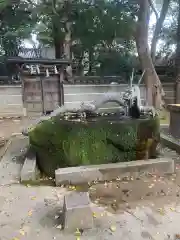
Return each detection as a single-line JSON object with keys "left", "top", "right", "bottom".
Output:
{"left": 29, "top": 115, "right": 160, "bottom": 177}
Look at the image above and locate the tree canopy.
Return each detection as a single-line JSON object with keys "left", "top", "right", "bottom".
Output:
{"left": 0, "top": 0, "right": 179, "bottom": 79}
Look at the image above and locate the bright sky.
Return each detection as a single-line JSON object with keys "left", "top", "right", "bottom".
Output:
{"left": 149, "top": 11, "right": 175, "bottom": 53}
{"left": 23, "top": 34, "right": 38, "bottom": 48}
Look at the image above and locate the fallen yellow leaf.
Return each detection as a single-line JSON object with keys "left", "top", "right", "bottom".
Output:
{"left": 157, "top": 208, "right": 165, "bottom": 215}
{"left": 75, "top": 228, "right": 81, "bottom": 236}
{"left": 110, "top": 225, "right": 116, "bottom": 232}
{"left": 12, "top": 237, "right": 19, "bottom": 240}
{"left": 170, "top": 207, "right": 176, "bottom": 212}
{"left": 28, "top": 210, "right": 33, "bottom": 216}
{"left": 31, "top": 196, "right": 36, "bottom": 200}
{"left": 19, "top": 229, "right": 25, "bottom": 236}
{"left": 93, "top": 212, "right": 97, "bottom": 218}
{"left": 76, "top": 237, "right": 80, "bottom": 240}
{"left": 26, "top": 184, "right": 31, "bottom": 188}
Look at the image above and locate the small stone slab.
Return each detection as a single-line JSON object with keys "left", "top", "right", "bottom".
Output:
{"left": 98, "top": 158, "right": 175, "bottom": 180}
{"left": 167, "top": 104, "right": 180, "bottom": 112}
{"left": 161, "top": 133, "right": 180, "bottom": 155}
{"left": 63, "top": 192, "right": 93, "bottom": 232}
{"left": 167, "top": 104, "right": 180, "bottom": 138}
{"left": 55, "top": 158, "right": 174, "bottom": 186}
{"left": 20, "top": 150, "right": 38, "bottom": 182}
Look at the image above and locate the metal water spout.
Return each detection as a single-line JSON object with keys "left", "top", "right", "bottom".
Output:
{"left": 131, "top": 85, "right": 141, "bottom": 108}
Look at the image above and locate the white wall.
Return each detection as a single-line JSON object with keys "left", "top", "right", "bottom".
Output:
{"left": 0, "top": 83, "right": 174, "bottom": 117}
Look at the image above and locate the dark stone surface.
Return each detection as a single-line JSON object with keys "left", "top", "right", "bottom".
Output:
{"left": 169, "top": 111, "right": 180, "bottom": 138}
{"left": 160, "top": 133, "right": 180, "bottom": 155}
{"left": 166, "top": 104, "right": 180, "bottom": 138}
{"left": 167, "top": 104, "right": 180, "bottom": 112}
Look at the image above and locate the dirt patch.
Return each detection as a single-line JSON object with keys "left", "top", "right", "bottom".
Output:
{"left": 0, "top": 141, "right": 8, "bottom": 159}
{"left": 71, "top": 171, "right": 180, "bottom": 213}
{"left": 90, "top": 173, "right": 180, "bottom": 212}
{"left": 0, "top": 117, "right": 32, "bottom": 138}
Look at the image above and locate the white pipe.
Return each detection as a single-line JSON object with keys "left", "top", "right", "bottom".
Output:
{"left": 46, "top": 68, "right": 49, "bottom": 77}
{"left": 30, "top": 65, "right": 33, "bottom": 75}
{"left": 36, "top": 65, "right": 40, "bottom": 74}
{"left": 54, "top": 65, "right": 58, "bottom": 74}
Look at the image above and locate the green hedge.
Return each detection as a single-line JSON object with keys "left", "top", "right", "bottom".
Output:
{"left": 29, "top": 116, "right": 160, "bottom": 177}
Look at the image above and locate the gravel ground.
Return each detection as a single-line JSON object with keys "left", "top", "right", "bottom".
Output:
{"left": 0, "top": 117, "right": 34, "bottom": 139}
{"left": 1, "top": 122, "right": 180, "bottom": 239}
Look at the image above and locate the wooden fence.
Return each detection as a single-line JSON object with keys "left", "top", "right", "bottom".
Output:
{"left": 0, "top": 82, "right": 175, "bottom": 117}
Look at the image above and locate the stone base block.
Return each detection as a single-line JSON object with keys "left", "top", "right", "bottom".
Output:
{"left": 63, "top": 192, "right": 93, "bottom": 232}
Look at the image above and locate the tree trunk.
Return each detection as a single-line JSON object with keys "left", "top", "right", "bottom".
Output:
{"left": 88, "top": 48, "right": 93, "bottom": 75}
{"left": 54, "top": 37, "right": 63, "bottom": 59}
{"left": 151, "top": 0, "right": 170, "bottom": 62}
{"left": 64, "top": 20, "right": 74, "bottom": 83}
{"left": 136, "top": 0, "right": 164, "bottom": 109}
{"left": 52, "top": 20, "right": 63, "bottom": 59}
{"left": 64, "top": 21, "right": 72, "bottom": 60}
{"left": 175, "top": 0, "right": 180, "bottom": 103}
{"left": 76, "top": 56, "right": 84, "bottom": 75}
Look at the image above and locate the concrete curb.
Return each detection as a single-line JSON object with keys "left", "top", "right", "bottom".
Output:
{"left": 55, "top": 158, "right": 175, "bottom": 186}
{"left": 160, "top": 133, "right": 180, "bottom": 154}
{"left": 20, "top": 149, "right": 39, "bottom": 183}
{"left": 160, "top": 124, "right": 169, "bottom": 127}
{"left": 0, "top": 138, "right": 12, "bottom": 159}
{"left": 63, "top": 192, "right": 93, "bottom": 232}
{"left": 0, "top": 134, "right": 25, "bottom": 160}
{"left": 0, "top": 116, "right": 22, "bottom": 120}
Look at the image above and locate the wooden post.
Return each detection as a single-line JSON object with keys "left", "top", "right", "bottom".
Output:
{"left": 40, "top": 75, "right": 45, "bottom": 114}
{"left": 167, "top": 104, "right": 180, "bottom": 138}
{"left": 175, "top": 81, "right": 180, "bottom": 103}
{"left": 59, "top": 65, "right": 64, "bottom": 106}
{"left": 17, "top": 64, "right": 27, "bottom": 117}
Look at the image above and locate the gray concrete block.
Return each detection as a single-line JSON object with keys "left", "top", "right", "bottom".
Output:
{"left": 20, "top": 150, "right": 38, "bottom": 182}
{"left": 55, "top": 166, "right": 103, "bottom": 186}
{"left": 161, "top": 133, "right": 180, "bottom": 154}
{"left": 98, "top": 158, "right": 175, "bottom": 180}
{"left": 55, "top": 158, "right": 174, "bottom": 186}
{"left": 63, "top": 192, "right": 93, "bottom": 232}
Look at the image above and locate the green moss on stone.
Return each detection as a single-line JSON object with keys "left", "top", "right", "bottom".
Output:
{"left": 29, "top": 116, "right": 160, "bottom": 177}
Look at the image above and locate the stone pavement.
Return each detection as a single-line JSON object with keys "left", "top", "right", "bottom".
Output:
{"left": 1, "top": 137, "right": 180, "bottom": 239}
{"left": 1, "top": 184, "right": 180, "bottom": 240}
